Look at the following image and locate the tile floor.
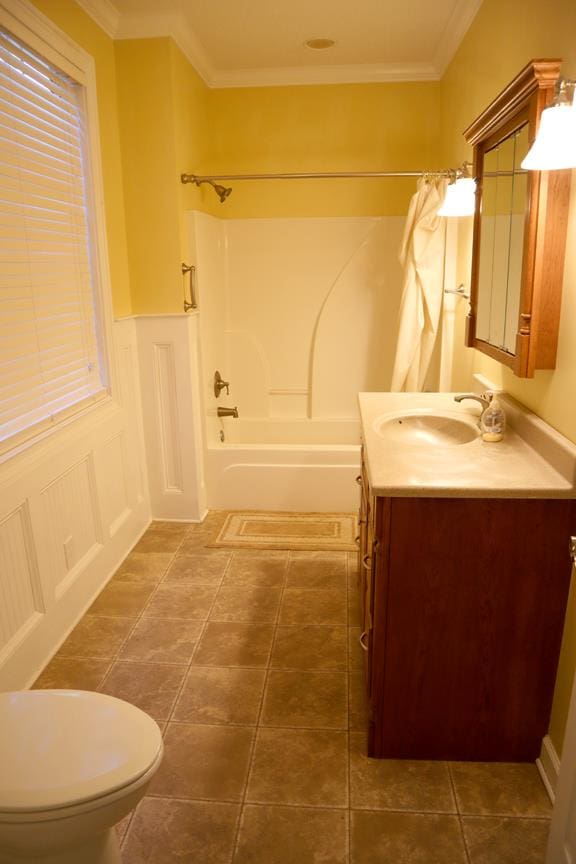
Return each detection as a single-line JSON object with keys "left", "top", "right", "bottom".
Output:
{"left": 34, "top": 513, "right": 552, "bottom": 863}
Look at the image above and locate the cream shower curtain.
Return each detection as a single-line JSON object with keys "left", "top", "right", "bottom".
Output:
{"left": 390, "top": 176, "right": 448, "bottom": 392}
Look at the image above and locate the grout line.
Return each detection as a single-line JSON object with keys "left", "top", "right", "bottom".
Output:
{"left": 228, "top": 547, "right": 291, "bottom": 862}
{"left": 345, "top": 547, "right": 352, "bottom": 864}
{"left": 447, "top": 762, "right": 472, "bottom": 864}
{"left": 86, "top": 534, "right": 189, "bottom": 850}
{"left": 96, "top": 522, "right": 207, "bottom": 850}
{"left": 163, "top": 539, "right": 234, "bottom": 728}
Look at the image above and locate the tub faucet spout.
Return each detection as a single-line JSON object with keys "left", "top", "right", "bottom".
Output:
{"left": 217, "top": 406, "right": 239, "bottom": 419}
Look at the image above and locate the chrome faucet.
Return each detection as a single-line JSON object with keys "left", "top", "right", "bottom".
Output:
{"left": 453, "top": 392, "right": 492, "bottom": 414}
{"left": 217, "top": 406, "right": 239, "bottom": 419}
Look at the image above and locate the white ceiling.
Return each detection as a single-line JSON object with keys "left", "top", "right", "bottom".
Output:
{"left": 77, "top": 0, "right": 484, "bottom": 87}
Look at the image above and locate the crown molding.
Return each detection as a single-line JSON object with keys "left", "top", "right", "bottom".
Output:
{"left": 209, "top": 62, "right": 440, "bottom": 88}
{"left": 433, "top": 0, "right": 484, "bottom": 76}
{"left": 112, "top": 10, "right": 441, "bottom": 86}
{"left": 114, "top": 10, "right": 213, "bottom": 84}
{"left": 75, "top": 0, "right": 483, "bottom": 87}
{"left": 75, "top": 0, "right": 120, "bottom": 38}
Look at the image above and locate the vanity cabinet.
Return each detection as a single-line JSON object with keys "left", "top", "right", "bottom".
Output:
{"left": 358, "top": 457, "right": 576, "bottom": 761}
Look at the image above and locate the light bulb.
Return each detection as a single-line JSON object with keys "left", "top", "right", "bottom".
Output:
{"left": 437, "top": 177, "right": 476, "bottom": 217}
{"left": 521, "top": 98, "right": 576, "bottom": 170}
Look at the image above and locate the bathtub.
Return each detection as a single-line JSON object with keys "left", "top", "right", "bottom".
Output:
{"left": 205, "top": 418, "right": 361, "bottom": 512}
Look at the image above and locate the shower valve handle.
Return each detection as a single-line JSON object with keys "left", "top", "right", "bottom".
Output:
{"left": 214, "top": 371, "right": 230, "bottom": 397}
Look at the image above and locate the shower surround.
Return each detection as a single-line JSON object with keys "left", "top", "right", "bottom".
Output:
{"left": 190, "top": 212, "right": 405, "bottom": 511}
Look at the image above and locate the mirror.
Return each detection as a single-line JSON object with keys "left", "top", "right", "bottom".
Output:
{"left": 476, "top": 124, "right": 528, "bottom": 354}
{"left": 464, "top": 60, "right": 571, "bottom": 377}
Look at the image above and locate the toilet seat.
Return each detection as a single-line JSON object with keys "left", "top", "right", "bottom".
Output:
{"left": 0, "top": 690, "right": 163, "bottom": 814}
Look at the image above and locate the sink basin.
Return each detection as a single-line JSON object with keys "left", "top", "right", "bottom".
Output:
{"left": 373, "top": 411, "right": 480, "bottom": 447}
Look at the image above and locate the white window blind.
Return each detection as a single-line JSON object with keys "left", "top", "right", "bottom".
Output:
{"left": 0, "top": 25, "right": 105, "bottom": 450}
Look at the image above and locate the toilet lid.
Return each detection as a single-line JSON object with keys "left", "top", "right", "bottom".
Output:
{"left": 0, "top": 690, "right": 163, "bottom": 812}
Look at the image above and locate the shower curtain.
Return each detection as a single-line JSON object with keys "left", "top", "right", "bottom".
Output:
{"left": 390, "top": 176, "right": 448, "bottom": 392}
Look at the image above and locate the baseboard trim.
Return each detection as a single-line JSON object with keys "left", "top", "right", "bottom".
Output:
{"left": 536, "top": 734, "right": 560, "bottom": 804}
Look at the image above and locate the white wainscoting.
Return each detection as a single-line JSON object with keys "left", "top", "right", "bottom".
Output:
{"left": 135, "top": 314, "right": 207, "bottom": 522}
{"left": 0, "top": 318, "right": 150, "bottom": 690}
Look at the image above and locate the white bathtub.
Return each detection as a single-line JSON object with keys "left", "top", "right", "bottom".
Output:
{"left": 205, "top": 418, "right": 361, "bottom": 512}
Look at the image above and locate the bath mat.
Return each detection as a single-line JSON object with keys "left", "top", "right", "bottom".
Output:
{"left": 208, "top": 512, "right": 357, "bottom": 551}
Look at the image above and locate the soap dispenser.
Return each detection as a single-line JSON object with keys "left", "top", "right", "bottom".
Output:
{"left": 480, "top": 396, "right": 506, "bottom": 442}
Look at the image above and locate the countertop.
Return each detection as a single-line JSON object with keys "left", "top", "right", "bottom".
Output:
{"left": 358, "top": 392, "right": 576, "bottom": 498}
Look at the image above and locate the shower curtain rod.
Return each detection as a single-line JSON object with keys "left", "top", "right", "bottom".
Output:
{"left": 182, "top": 170, "right": 458, "bottom": 181}
{"left": 181, "top": 163, "right": 472, "bottom": 202}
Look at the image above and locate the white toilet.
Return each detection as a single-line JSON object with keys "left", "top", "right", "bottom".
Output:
{"left": 0, "top": 690, "right": 163, "bottom": 864}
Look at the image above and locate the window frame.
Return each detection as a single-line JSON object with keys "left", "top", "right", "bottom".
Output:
{"left": 0, "top": 0, "right": 116, "bottom": 458}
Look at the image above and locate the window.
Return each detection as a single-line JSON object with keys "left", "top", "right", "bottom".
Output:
{"left": 0, "top": 9, "right": 108, "bottom": 452}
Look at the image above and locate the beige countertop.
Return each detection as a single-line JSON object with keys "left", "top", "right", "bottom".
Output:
{"left": 359, "top": 392, "right": 576, "bottom": 498}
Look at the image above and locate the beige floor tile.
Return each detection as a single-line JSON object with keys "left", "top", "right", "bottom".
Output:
{"left": 351, "top": 811, "right": 467, "bottom": 863}
{"left": 173, "top": 666, "right": 266, "bottom": 725}
{"left": 88, "top": 582, "right": 156, "bottom": 617}
{"left": 279, "top": 588, "right": 347, "bottom": 625}
{"left": 348, "top": 552, "right": 360, "bottom": 586}
{"left": 287, "top": 552, "right": 347, "bottom": 590}
{"left": 150, "top": 722, "right": 254, "bottom": 801}
{"left": 349, "top": 733, "right": 456, "bottom": 812}
{"left": 223, "top": 555, "right": 288, "bottom": 588}
{"left": 210, "top": 585, "right": 282, "bottom": 623}
{"left": 164, "top": 552, "right": 231, "bottom": 586}
{"left": 349, "top": 673, "right": 369, "bottom": 732}
{"left": 99, "top": 661, "right": 186, "bottom": 721}
{"left": 123, "top": 798, "right": 239, "bottom": 864}
{"left": 348, "top": 586, "right": 362, "bottom": 627}
{"left": 132, "top": 529, "right": 185, "bottom": 554}
{"left": 119, "top": 618, "right": 203, "bottom": 664}
{"left": 115, "top": 812, "right": 133, "bottom": 846}
{"left": 33, "top": 657, "right": 111, "bottom": 690}
{"left": 143, "top": 584, "right": 218, "bottom": 619}
{"left": 234, "top": 804, "right": 348, "bottom": 864}
{"left": 113, "top": 552, "right": 173, "bottom": 583}
{"left": 194, "top": 511, "right": 229, "bottom": 531}
{"left": 462, "top": 816, "right": 550, "bottom": 864}
{"left": 450, "top": 762, "right": 552, "bottom": 817}
{"left": 58, "top": 616, "right": 136, "bottom": 659}
{"left": 246, "top": 727, "right": 348, "bottom": 807}
{"left": 150, "top": 521, "right": 191, "bottom": 533}
{"left": 178, "top": 532, "right": 217, "bottom": 552}
{"left": 270, "top": 625, "right": 348, "bottom": 671}
{"left": 192, "top": 622, "right": 275, "bottom": 667}
{"left": 261, "top": 670, "right": 347, "bottom": 729}
{"left": 348, "top": 627, "right": 365, "bottom": 671}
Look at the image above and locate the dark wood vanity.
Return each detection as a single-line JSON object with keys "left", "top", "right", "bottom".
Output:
{"left": 357, "top": 452, "right": 576, "bottom": 761}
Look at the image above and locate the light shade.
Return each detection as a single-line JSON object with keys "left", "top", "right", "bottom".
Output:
{"left": 438, "top": 177, "right": 476, "bottom": 217}
{"left": 521, "top": 101, "right": 576, "bottom": 170}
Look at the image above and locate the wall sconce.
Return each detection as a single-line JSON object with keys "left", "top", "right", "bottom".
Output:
{"left": 521, "top": 79, "right": 576, "bottom": 170}
{"left": 437, "top": 164, "right": 476, "bottom": 217}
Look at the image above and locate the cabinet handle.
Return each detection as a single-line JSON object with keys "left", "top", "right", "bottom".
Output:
{"left": 362, "top": 553, "right": 371, "bottom": 570}
{"left": 354, "top": 535, "right": 361, "bottom": 547}
{"left": 355, "top": 474, "right": 362, "bottom": 485}
{"left": 359, "top": 631, "right": 369, "bottom": 652}
{"left": 358, "top": 517, "right": 367, "bottom": 526}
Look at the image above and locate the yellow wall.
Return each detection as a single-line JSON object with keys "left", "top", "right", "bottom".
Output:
{"left": 30, "top": 0, "right": 132, "bottom": 317}
{"left": 115, "top": 61, "right": 442, "bottom": 308}
{"left": 441, "top": 0, "right": 576, "bottom": 755}
{"left": 207, "top": 83, "right": 442, "bottom": 218}
{"left": 114, "top": 39, "right": 210, "bottom": 313}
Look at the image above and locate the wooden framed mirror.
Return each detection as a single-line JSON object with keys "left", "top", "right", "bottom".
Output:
{"left": 464, "top": 60, "right": 572, "bottom": 378}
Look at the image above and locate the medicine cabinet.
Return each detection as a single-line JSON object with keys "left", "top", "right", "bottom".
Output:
{"left": 464, "top": 60, "right": 571, "bottom": 377}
